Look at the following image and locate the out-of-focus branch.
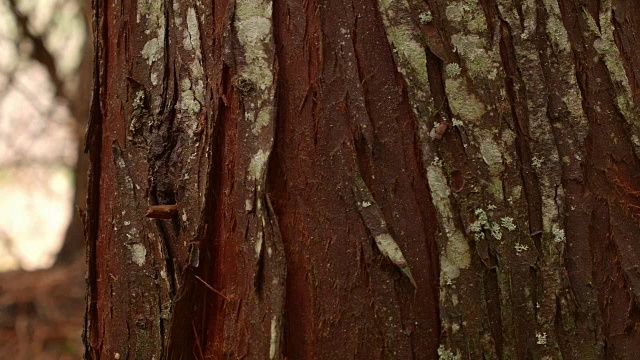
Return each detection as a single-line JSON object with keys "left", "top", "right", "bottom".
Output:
{"left": 0, "top": 0, "right": 93, "bottom": 267}
{"left": 6, "top": 0, "right": 67, "bottom": 100}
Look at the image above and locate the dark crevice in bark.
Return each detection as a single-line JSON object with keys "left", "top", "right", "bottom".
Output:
{"left": 553, "top": 291, "right": 569, "bottom": 360}
{"left": 83, "top": 0, "right": 107, "bottom": 356}
{"left": 476, "top": 0, "right": 497, "bottom": 42}
{"left": 203, "top": 61, "right": 237, "bottom": 358}
{"left": 350, "top": 15, "right": 375, "bottom": 189}
{"left": 253, "top": 236, "right": 266, "bottom": 295}
{"left": 528, "top": 263, "right": 539, "bottom": 326}
{"left": 158, "top": 1, "right": 172, "bottom": 113}
{"left": 484, "top": 264, "right": 504, "bottom": 358}
{"left": 425, "top": 47, "right": 447, "bottom": 119}
{"left": 495, "top": 14, "right": 548, "bottom": 358}
{"left": 405, "top": 50, "right": 442, "bottom": 360}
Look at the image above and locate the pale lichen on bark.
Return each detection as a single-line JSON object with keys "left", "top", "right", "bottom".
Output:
{"left": 164, "top": 2, "right": 209, "bottom": 250}
{"left": 426, "top": 165, "right": 470, "bottom": 283}
{"left": 137, "top": 0, "right": 166, "bottom": 88}
{"left": 376, "top": 0, "right": 472, "bottom": 287}
{"left": 126, "top": 243, "right": 147, "bottom": 266}
{"left": 376, "top": 0, "right": 496, "bottom": 355}
{"left": 183, "top": 7, "right": 205, "bottom": 105}
{"left": 234, "top": 0, "right": 276, "bottom": 136}
{"left": 438, "top": 0, "right": 539, "bottom": 356}
{"left": 234, "top": 0, "right": 276, "bottom": 211}
{"left": 269, "top": 314, "right": 279, "bottom": 359}
{"left": 444, "top": 77, "right": 485, "bottom": 123}
{"left": 376, "top": 0, "right": 481, "bottom": 300}
{"left": 175, "top": 5, "right": 205, "bottom": 135}
{"left": 377, "top": 0, "right": 432, "bottom": 119}
{"left": 352, "top": 171, "right": 417, "bottom": 286}
{"left": 495, "top": 0, "right": 601, "bottom": 356}
{"left": 234, "top": 0, "right": 277, "bottom": 249}
{"left": 232, "top": 0, "right": 285, "bottom": 358}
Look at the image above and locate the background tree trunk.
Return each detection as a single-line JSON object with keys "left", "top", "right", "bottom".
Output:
{"left": 55, "top": 0, "right": 94, "bottom": 266}
{"left": 84, "top": 0, "right": 640, "bottom": 358}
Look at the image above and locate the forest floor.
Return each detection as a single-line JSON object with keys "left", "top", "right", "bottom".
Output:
{"left": 0, "top": 258, "right": 84, "bottom": 359}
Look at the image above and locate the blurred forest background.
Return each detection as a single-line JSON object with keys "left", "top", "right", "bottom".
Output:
{"left": 0, "top": 0, "right": 90, "bottom": 358}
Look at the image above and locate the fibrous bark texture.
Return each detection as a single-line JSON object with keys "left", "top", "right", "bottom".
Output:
{"left": 85, "top": 0, "right": 640, "bottom": 358}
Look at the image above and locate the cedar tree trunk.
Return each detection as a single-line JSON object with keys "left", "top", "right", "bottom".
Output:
{"left": 84, "top": 0, "right": 640, "bottom": 358}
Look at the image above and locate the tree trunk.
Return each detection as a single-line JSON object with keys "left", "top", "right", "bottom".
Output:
{"left": 84, "top": 0, "right": 640, "bottom": 358}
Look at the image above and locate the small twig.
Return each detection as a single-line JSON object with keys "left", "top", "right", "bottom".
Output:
{"left": 192, "top": 321, "right": 204, "bottom": 360}
{"left": 195, "top": 275, "right": 229, "bottom": 300}
{"left": 360, "top": 73, "right": 373, "bottom": 86}
{"left": 145, "top": 204, "right": 178, "bottom": 219}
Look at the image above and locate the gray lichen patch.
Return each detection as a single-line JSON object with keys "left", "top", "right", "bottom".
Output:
{"left": 179, "top": 78, "right": 202, "bottom": 119}
{"left": 253, "top": 107, "right": 273, "bottom": 135}
{"left": 234, "top": 0, "right": 275, "bottom": 92}
{"left": 450, "top": 34, "right": 497, "bottom": 80}
{"left": 248, "top": 149, "right": 269, "bottom": 181}
{"left": 445, "top": 0, "right": 487, "bottom": 33}
{"left": 542, "top": 0, "right": 571, "bottom": 53}
{"left": 445, "top": 0, "right": 499, "bottom": 81}
{"left": 137, "top": 0, "right": 163, "bottom": 27}
{"left": 445, "top": 78, "right": 486, "bottom": 122}
{"left": 384, "top": 25, "right": 429, "bottom": 86}
{"left": 427, "top": 165, "right": 471, "bottom": 277}
{"left": 374, "top": 233, "right": 416, "bottom": 286}
{"left": 182, "top": 7, "right": 206, "bottom": 90}
{"left": 479, "top": 135, "right": 505, "bottom": 199}
{"left": 173, "top": 7, "right": 205, "bottom": 132}
{"left": 377, "top": 0, "right": 433, "bottom": 120}
{"left": 133, "top": 90, "right": 145, "bottom": 109}
{"left": 137, "top": 0, "right": 165, "bottom": 67}
{"left": 438, "top": 344, "right": 462, "bottom": 360}
{"left": 583, "top": 4, "right": 633, "bottom": 96}
{"left": 234, "top": 0, "right": 278, "bottom": 160}
{"left": 445, "top": 63, "right": 462, "bottom": 78}
{"left": 519, "top": 0, "right": 537, "bottom": 39}
{"left": 141, "top": 39, "right": 162, "bottom": 66}
{"left": 183, "top": 8, "right": 201, "bottom": 51}
{"left": 479, "top": 136, "right": 503, "bottom": 166}
{"left": 126, "top": 243, "right": 147, "bottom": 266}
{"left": 419, "top": 11, "right": 433, "bottom": 24}
{"left": 501, "top": 217, "right": 516, "bottom": 231}
{"left": 352, "top": 171, "right": 417, "bottom": 286}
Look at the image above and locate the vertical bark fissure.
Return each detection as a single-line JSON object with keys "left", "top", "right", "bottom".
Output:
{"left": 539, "top": 0, "right": 605, "bottom": 356}
{"left": 581, "top": 0, "right": 640, "bottom": 158}
{"left": 83, "top": 0, "right": 106, "bottom": 357}
{"left": 563, "top": 0, "right": 640, "bottom": 354}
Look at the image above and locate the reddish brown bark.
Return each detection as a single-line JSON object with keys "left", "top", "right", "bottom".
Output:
{"left": 85, "top": 0, "right": 640, "bottom": 359}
